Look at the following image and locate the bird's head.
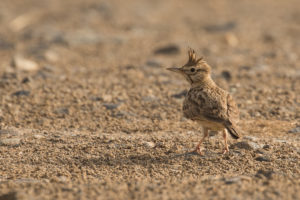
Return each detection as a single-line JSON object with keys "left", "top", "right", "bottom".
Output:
{"left": 167, "top": 48, "right": 211, "bottom": 85}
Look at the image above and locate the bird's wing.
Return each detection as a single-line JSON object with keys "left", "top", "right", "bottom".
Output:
{"left": 226, "top": 93, "right": 240, "bottom": 123}
{"left": 188, "top": 88, "right": 228, "bottom": 123}
{"left": 188, "top": 88, "right": 239, "bottom": 125}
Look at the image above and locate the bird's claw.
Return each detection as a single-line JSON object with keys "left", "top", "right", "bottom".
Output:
{"left": 222, "top": 148, "right": 229, "bottom": 154}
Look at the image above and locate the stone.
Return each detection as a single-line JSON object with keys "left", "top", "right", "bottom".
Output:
{"left": 225, "top": 33, "right": 239, "bottom": 47}
{"left": 0, "top": 38, "right": 14, "bottom": 50}
{"left": 146, "top": 59, "right": 161, "bottom": 68}
{"left": 255, "top": 156, "right": 271, "bottom": 162}
{"left": 65, "top": 30, "right": 103, "bottom": 46}
{"left": 34, "top": 134, "right": 44, "bottom": 139}
{"left": 103, "top": 103, "right": 119, "bottom": 110}
{"left": 203, "top": 21, "right": 236, "bottom": 32}
{"left": 288, "top": 126, "right": 300, "bottom": 134}
{"left": 54, "top": 108, "right": 69, "bottom": 115}
{"left": 102, "top": 94, "right": 113, "bottom": 102}
{"left": 0, "top": 129, "right": 21, "bottom": 136}
{"left": 44, "top": 50, "right": 59, "bottom": 62}
{"left": 144, "top": 141, "right": 155, "bottom": 148}
{"left": 221, "top": 70, "right": 232, "bottom": 81}
{"left": 11, "top": 55, "right": 39, "bottom": 71}
{"left": 0, "top": 138, "right": 22, "bottom": 146}
{"left": 0, "top": 192, "right": 17, "bottom": 200}
{"left": 256, "top": 169, "right": 274, "bottom": 179}
{"left": 171, "top": 90, "right": 187, "bottom": 99}
{"left": 243, "top": 136, "right": 258, "bottom": 141}
{"left": 231, "top": 141, "right": 262, "bottom": 150}
{"left": 12, "top": 90, "right": 30, "bottom": 97}
{"left": 154, "top": 44, "right": 180, "bottom": 55}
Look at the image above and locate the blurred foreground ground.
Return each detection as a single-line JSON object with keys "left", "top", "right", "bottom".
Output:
{"left": 0, "top": 0, "right": 299, "bottom": 199}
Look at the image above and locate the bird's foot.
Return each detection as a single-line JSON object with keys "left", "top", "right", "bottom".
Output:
{"left": 191, "top": 147, "right": 204, "bottom": 156}
{"left": 222, "top": 147, "right": 229, "bottom": 154}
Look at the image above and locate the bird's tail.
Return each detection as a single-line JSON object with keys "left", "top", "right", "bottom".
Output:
{"left": 225, "top": 124, "right": 240, "bottom": 139}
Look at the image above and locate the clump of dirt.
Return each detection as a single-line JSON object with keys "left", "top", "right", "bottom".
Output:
{"left": 0, "top": 0, "right": 299, "bottom": 199}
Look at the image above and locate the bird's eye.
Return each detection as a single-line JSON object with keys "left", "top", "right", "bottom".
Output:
{"left": 190, "top": 68, "right": 195, "bottom": 72}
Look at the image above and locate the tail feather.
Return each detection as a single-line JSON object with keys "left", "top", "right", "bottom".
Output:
{"left": 225, "top": 125, "right": 240, "bottom": 139}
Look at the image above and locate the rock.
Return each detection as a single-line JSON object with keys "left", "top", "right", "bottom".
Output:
{"left": 243, "top": 136, "right": 258, "bottom": 141}
{"left": 255, "top": 156, "right": 271, "bottom": 162}
{"left": 0, "top": 192, "right": 17, "bottom": 200}
{"left": 103, "top": 103, "right": 119, "bottom": 110}
{"left": 263, "top": 144, "right": 271, "bottom": 150}
{"left": 146, "top": 59, "right": 161, "bottom": 68}
{"left": 225, "top": 33, "right": 239, "bottom": 47}
{"left": 102, "top": 94, "right": 113, "bottom": 102}
{"left": 90, "top": 96, "right": 103, "bottom": 101}
{"left": 263, "top": 34, "right": 275, "bottom": 43}
{"left": 44, "top": 50, "right": 59, "bottom": 62}
{"left": 21, "top": 77, "right": 30, "bottom": 83}
{"left": 221, "top": 70, "right": 232, "bottom": 81}
{"left": 11, "top": 55, "right": 39, "bottom": 71}
{"left": 57, "top": 176, "right": 68, "bottom": 182}
{"left": 231, "top": 141, "right": 262, "bottom": 150}
{"left": 223, "top": 176, "right": 251, "bottom": 184}
{"left": 0, "top": 38, "right": 14, "bottom": 50}
{"left": 0, "top": 138, "right": 22, "bottom": 146}
{"left": 9, "top": 12, "right": 40, "bottom": 32}
{"left": 144, "top": 141, "right": 155, "bottom": 148}
{"left": 288, "top": 126, "right": 300, "bottom": 134}
{"left": 142, "top": 96, "right": 159, "bottom": 102}
{"left": 256, "top": 169, "right": 274, "bottom": 179}
{"left": 154, "top": 44, "right": 180, "bottom": 55}
{"left": 224, "top": 176, "right": 241, "bottom": 184}
{"left": 65, "top": 30, "right": 103, "bottom": 46}
{"left": 0, "top": 129, "right": 21, "bottom": 136}
{"left": 34, "top": 134, "right": 44, "bottom": 139}
{"left": 54, "top": 108, "right": 69, "bottom": 115}
{"left": 12, "top": 90, "right": 30, "bottom": 97}
{"left": 171, "top": 90, "right": 187, "bottom": 99}
{"left": 203, "top": 21, "right": 236, "bottom": 32}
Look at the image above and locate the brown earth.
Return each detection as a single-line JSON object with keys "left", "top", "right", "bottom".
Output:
{"left": 0, "top": 0, "right": 300, "bottom": 199}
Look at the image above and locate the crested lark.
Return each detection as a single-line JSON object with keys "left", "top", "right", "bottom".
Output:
{"left": 167, "top": 49, "right": 241, "bottom": 155}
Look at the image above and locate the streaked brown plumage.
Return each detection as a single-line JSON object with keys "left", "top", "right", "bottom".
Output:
{"left": 167, "top": 48, "right": 241, "bottom": 155}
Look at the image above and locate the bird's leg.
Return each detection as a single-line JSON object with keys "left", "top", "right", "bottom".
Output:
{"left": 222, "top": 129, "right": 229, "bottom": 154}
{"left": 193, "top": 128, "right": 209, "bottom": 155}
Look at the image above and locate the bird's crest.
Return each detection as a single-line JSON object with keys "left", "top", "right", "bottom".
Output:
{"left": 186, "top": 48, "right": 204, "bottom": 66}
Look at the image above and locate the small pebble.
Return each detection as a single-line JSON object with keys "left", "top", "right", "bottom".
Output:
{"left": 12, "top": 90, "right": 30, "bottom": 97}
{"left": 171, "top": 90, "right": 187, "bottom": 99}
{"left": 231, "top": 141, "right": 262, "bottom": 150}
{"left": 144, "top": 141, "right": 155, "bottom": 148}
{"left": 256, "top": 169, "right": 274, "bottom": 179}
{"left": 255, "top": 156, "right": 271, "bottom": 162}
{"left": 103, "top": 103, "right": 119, "bottom": 110}
{"left": 34, "top": 134, "right": 44, "bottom": 139}
{"left": 288, "top": 127, "right": 300, "bottom": 134}
{"left": 12, "top": 55, "right": 39, "bottom": 71}
{"left": 0, "top": 129, "right": 21, "bottom": 136}
{"left": 154, "top": 44, "right": 180, "bottom": 55}
{"left": 203, "top": 21, "right": 236, "bottom": 32}
{"left": 221, "top": 70, "right": 232, "bottom": 81}
{"left": 102, "top": 94, "right": 113, "bottom": 102}
{"left": 225, "top": 33, "right": 239, "bottom": 47}
{"left": 0, "top": 138, "right": 22, "bottom": 146}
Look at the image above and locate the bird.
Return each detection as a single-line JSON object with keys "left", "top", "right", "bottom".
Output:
{"left": 167, "top": 48, "right": 241, "bottom": 155}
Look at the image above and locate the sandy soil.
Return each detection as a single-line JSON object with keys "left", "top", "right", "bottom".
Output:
{"left": 0, "top": 0, "right": 299, "bottom": 199}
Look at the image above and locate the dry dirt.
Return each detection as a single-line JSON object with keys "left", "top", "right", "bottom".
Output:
{"left": 0, "top": 0, "right": 300, "bottom": 199}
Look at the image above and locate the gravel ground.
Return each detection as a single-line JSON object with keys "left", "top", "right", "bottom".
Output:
{"left": 0, "top": 0, "right": 299, "bottom": 199}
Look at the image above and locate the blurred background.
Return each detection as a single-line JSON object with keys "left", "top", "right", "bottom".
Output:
{"left": 0, "top": 0, "right": 299, "bottom": 132}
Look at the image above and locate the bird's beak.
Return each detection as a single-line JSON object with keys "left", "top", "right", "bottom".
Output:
{"left": 166, "top": 67, "right": 183, "bottom": 73}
